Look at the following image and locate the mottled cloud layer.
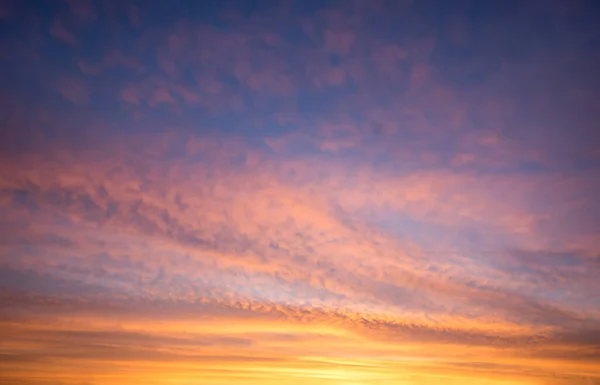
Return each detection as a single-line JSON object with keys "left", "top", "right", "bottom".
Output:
{"left": 1, "top": 1, "right": 600, "bottom": 384}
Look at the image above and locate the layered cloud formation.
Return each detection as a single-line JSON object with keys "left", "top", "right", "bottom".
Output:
{"left": 1, "top": 1, "right": 600, "bottom": 384}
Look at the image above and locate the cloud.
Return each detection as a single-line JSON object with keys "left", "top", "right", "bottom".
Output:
{"left": 50, "top": 22, "right": 77, "bottom": 45}
{"left": 1, "top": 0, "right": 600, "bottom": 384}
{"left": 1, "top": 286, "right": 599, "bottom": 385}
{"left": 1, "top": 134, "right": 598, "bottom": 332}
{"left": 56, "top": 76, "right": 90, "bottom": 104}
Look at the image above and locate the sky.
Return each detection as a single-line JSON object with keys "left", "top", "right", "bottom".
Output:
{"left": 1, "top": 0, "right": 600, "bottom": 384}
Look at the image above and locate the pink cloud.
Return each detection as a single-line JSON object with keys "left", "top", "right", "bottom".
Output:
{"left": 56, "top": 76, "right": 89, "bottom": 104}
{"left": 50, "top": 22, "right": 77, "bottom": 45}
{"left": 126, "top": 3, "right": 141, "bottom": 28}
{"left": 157, "top": 45, "right": 179, "bottom": 76}
{"left": 451, "top": 153, "right": 476, "bottom": 167}
{"left": 409, "top": 63, "right": 432, "bottom": 89}
{"left": 170, "top": 84, "right": 201, "bottom": 105}
{"left": 370, "top": 43, "right": 409, "bottom": 81}
{"left": 64, "top": 0, "right": 97, "bottom": 26}
{"left": 1, "top": 116, "right": 600, "bottom": 384}
{"left": 2, "top": 2, "right": 600, "bottom": 383}
{"left": 78, "top": 50, "right": 141, "bottom": 76}
{"left": 446, "top": 14, "right": 470, "bottom": 48}
{"left": 195, "top": 71, "right": 224, "bottom": 94}
{"left": 103, "top": 49, "right": 141, "bottom": 70}
{"left": 232, "top": 56, "right": 296, "bottom": 95}
{"left": 323, "top": 29, "right": 355, "bottom": 55}
{"left": 120, "top": 84, "right": 141, "bottom": 104}
{"left": 0, "top": 0, "right": 13, "bottom": 20}
{"left": 149, "top": 86, "right": 176, "bottom": 106}
{"left": 312, "top": 66, "right": 347, "bottom": 87}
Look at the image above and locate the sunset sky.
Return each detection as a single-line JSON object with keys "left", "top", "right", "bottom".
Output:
{"left": 1, "top": 0, "right": 600, "bottom": 384}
